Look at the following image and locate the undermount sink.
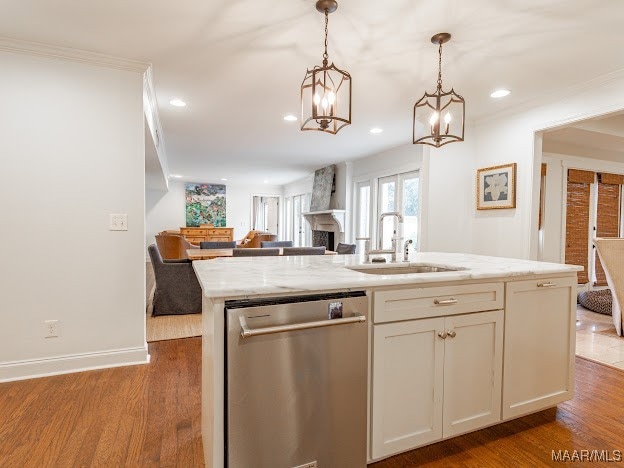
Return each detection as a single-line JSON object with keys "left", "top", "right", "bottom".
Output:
{"left": 348, "top": 264, "right": 462, "bottom": 275}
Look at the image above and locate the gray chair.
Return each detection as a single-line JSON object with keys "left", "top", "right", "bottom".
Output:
{"left": 282, "top": 247, "right": 326, "bottom": 256}
{"left": 232, "top": 248, "right": 280, "bottom": 257}
{"left": 261, "top": 240, "right": 294, "bottom": 248}
{"left": 335, "top": 243, "right": 356, "bottom": 254}
{"left": 200, "top": 241, "right": 237, "bottom": 249}
{"left": 148, "top": 244, "right": 202, "bottom": 316}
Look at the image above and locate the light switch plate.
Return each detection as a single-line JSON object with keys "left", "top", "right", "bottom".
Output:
{"left": 109, "top": 214, "right": 128, "bottom": 231}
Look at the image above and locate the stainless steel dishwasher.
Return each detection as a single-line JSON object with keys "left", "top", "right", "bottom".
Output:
{"left": 225, "top": 291, "right": 368, "bottom": 468}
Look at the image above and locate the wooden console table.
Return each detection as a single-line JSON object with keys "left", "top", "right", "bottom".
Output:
{"left": 180, "top": 226, "right": 234, "bottom": 244}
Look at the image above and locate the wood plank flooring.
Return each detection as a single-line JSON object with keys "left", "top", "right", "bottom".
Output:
{"left": 1, "top": 342, "right": 624, "bottom": 467}
{"left": 0, "top": 338, "right": 202, "bottom": 467}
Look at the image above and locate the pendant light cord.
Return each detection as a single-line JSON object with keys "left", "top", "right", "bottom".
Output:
{"left": 323, "top": 9, "right": 329, "bottom": 67}
{"left": 437, "top": 42, "right": 443, "bottom": 91}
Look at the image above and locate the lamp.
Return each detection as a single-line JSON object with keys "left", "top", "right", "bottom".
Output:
{"left": 413, "top": 33, "right": 465, "bottom": 147}
{"left": 301, "top": 0, "right": 352, "bottom": 134}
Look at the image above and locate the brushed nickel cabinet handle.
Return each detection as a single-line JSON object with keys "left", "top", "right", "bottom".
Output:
{"left": 437, "top": 331, "right": 447, "bottom": 339}
{"left": 447, "top": 330, "right": 456, "bottom": 338}
{"left": 537, "top": 282, "right": 556, "bottom": 288}
{"left": 434, "top": 298, "right": 458, "bottom": 306}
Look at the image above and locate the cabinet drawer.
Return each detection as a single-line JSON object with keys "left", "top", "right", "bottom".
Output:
{"left": 208, "top": 236, "right": 231, "bottom": 242}
{"left": 374, "top": 283, "right": 503, "bottom": 323}
{"left": 186, "top": 236, "right": 205, "bottom": 244}
{"left": 181, "top": 228, "right": 208, "bottom": 236}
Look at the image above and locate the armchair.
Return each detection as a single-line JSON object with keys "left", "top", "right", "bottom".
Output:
{"left": 148, "top": 245, "right": 202, "bottom": 316}
{"left": 594, "top": 238, "right": 624, "bottom": 336}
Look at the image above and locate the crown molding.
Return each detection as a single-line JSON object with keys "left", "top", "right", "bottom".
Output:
{"left": 0, "top": 36, "right": 150, "bottom": 72}
{"left": 475, "top": 67, "right": 624, "bottom": 126}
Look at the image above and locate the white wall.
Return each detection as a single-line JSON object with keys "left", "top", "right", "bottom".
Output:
{"left": 471, "top": 73, "right": 624, "bottom": 259}
{"left": 424, "top": 130, "right": 476, "bottom": 254}
{"left": 146, "top": 181, "right": 283, "bottom": 248}
{"left": 0, "top": 50, "right": 147, "bottom": 381}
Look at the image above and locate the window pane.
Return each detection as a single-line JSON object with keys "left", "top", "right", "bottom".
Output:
{"left": 358, "top": 185, "right": 370, "bottom": 238}
{"left": 402, "top": 176, "right": 419, "bottom": 249}
{"left": 379, "top": 180, "right": 396, "bottom": 249}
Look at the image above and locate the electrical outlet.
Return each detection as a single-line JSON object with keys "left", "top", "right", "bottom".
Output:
{"left": 44, "top": 320, "right": 59, "bottom": 338}
{"left": 109, "top": 214, "right": 128, "bottom": 231}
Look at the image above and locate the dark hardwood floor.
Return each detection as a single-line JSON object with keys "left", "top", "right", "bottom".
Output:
{"left": 1, "top": 340, "right": 624, "bottom": 467}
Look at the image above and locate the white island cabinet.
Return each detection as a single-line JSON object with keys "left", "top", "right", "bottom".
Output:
{"left": 371, "top": 284, "right": 505, "bottom": 460}
{"left": 192, "top": 253, "right": 581, "bottom": 468}
{"left": 502, "top": 276, "right": 577, "bottom": 420}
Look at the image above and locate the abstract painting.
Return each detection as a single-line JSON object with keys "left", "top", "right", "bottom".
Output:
{"left": 185, "top": 183, "right": 226, "bottom": 227}
{"left": 476, "top": 163, "right": 516, "bottom": 210}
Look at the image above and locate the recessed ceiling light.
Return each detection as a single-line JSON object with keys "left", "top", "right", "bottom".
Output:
{"left": 490, "top": 89, "right": 510, "bottom": 98}
{"left": 220, "top": 178, "right": 228, "bottom": 181}
{"left": 283, "top": 114, "right": 298, "bottom": 122}
{"left": 169, "top": 174, "right": 183, "bottom": 178}
{"left": 370, "top": 127, "right": 383, "bottom": 134}
{"left": 169, "top": 98, "right": 187, "bottom": 107}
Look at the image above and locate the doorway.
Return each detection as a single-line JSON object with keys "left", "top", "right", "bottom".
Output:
{"left": 252, "top": 196, "right": 279, "bottom": 234}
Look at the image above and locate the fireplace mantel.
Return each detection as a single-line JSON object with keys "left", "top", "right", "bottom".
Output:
{"left": 302, "top": 210, "right": 346, "bottom": 233}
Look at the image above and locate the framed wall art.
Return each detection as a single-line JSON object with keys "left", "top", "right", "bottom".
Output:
{"left": 185, "top": 183, "right": 226, "bottom": 226}
{"left": 476, "top": 163, "right": 516, "bottom": 210}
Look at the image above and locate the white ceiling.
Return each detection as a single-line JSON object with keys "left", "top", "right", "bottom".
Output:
{"left": 2, "top": 0, "right": 624, "bottom": 185}
{"left": 543, "top": 113, "right": 624, "bottom": 162}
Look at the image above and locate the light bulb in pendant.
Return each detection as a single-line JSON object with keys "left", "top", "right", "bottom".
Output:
{"left": 429, "top": 112, "right": 439, "bottom": 125}
{"left": 444, "top": 112, "right": 452, "bottom": 134}
{"left": 327, "top": 90, "right": 336, "bottom": 105}
{"left": 313, "top": 93, "right": 321, "bottom": 105}
{"left": 321, "top": 97, "right": 329, "bottom": 111}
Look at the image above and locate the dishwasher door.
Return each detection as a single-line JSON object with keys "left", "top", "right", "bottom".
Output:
{"left": 226, "top": 292, "right": 368, "bottom": 468}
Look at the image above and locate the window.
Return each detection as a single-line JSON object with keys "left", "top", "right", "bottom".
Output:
{"left": 291, "top": 193, "right": 311, "bottom": 247}
{"left": 355, "top": 181, "right": 371, "bottom": 240}
{"left": 375, "top": 171, "right": 420, "bottom": 250}
{"left": 564, "top": 169, "right": 624, "bottom": 285}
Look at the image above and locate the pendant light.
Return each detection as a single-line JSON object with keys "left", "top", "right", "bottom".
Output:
{"left": 301, "top": 0, "right": 352, "bottom": 134}
{"left": 413, "top": 33, "right": 465, "bottom": 147}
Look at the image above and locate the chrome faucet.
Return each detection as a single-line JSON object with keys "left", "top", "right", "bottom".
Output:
{"left": 356, "top": 212, "right": 405, "bottom": 263}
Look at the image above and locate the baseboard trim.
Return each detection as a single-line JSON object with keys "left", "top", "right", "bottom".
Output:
{"left": 0, "top": 345, "right": 150, "bottom": 383}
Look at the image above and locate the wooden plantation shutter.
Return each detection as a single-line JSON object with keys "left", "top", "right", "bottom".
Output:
{"left": 565, "top": 169, "right": 594, "bottom": 284}
{"left": 594, "top": 173, "right": 623, "bottom": 286}
{"left": 538, "top": 163, "right": 547, "bottom": 230}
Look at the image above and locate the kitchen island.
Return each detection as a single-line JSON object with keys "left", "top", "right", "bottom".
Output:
{"left": 193, "top": 252, "right": 581, "bottom": 467}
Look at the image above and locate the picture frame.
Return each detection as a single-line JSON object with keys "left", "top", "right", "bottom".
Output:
{"left": 476, "top": 163, "right": 516, "bottom": 210}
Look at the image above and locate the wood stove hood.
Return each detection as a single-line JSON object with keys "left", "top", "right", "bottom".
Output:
{"left": 302, "top": 210, "right": 346, "bottom": 233}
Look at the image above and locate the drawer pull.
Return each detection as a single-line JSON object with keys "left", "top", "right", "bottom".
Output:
{"left": 433, "top": 298, "right": 458, "bottom": 306}
{"left": 447, "top": 330, "right": 456, "bottom": 338}
{"left": 437, "top": 331, "right": 447, "bottom": 339}
{"left": 537, "top": 282, "right": 556, "bottom": 288}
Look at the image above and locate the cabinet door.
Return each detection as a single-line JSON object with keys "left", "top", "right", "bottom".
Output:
{"left": 443, "top": 310, "right": 504, "bottom": 437}
{"left": 371, "top": 317, "right": 445, "bottom": 459}
{"left": 503, "top": 276, "right": 576, "bottom": 420}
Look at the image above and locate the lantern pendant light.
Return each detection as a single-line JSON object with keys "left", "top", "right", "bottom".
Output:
{"left": 413, "top": 33, "right": 465, "bottom": 147}
{"left": 301, "top": 0, "right": 352, "bottom": 134}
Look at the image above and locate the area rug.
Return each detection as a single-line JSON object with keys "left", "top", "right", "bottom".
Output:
{"left": 146, "top": 313, "right": 202, "bottom": 342}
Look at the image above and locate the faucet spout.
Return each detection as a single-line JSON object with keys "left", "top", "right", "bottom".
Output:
{"left": 377, "top": 211, "right": 404, "bottom": 250}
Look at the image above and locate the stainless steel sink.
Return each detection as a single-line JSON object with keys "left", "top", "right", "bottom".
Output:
{"left": 348, "top": 264, "right": 461, "bottom": 275}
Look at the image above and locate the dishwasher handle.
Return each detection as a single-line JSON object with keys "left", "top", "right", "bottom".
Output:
{"left": 240, "top": 313, "right": 366, "bottom": 338}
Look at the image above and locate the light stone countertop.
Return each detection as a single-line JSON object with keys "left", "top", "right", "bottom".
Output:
{"left": 192, "top": 252, "right": 582, "bottom": 300}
